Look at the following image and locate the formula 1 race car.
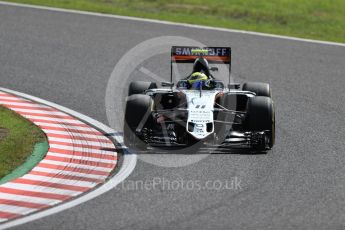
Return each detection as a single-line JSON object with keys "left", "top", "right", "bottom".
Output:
{"left": 124, "top": 46, "right": 275, "bottom": 152}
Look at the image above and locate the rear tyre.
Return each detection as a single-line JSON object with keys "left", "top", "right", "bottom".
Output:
{"left": 245, "top": 96, "right": 275, "bottom": 150}
{"left": 242, "top": 82, "right": 271, "bottom": 97}
{"left": 128, "top": 81, "right": 157, "bottom": 96}
{"left": 123, "top": 94, "right": 153, "bottom": 151}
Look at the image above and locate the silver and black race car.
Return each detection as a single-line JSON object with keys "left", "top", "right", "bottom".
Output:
{"left": 124, "top": 46, "right": 275, "bottom": 152}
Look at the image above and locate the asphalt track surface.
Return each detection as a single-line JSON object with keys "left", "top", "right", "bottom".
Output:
{"left": 1, "top": 4, "right": 345, "bottom": 230}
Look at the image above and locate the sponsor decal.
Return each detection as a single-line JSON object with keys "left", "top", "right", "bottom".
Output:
{"left": 174, "top": 47, "right": 230, "bottom": 57}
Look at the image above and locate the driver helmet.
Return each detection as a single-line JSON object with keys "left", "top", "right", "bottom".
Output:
{"left": 188, "top": 72, "right": 209, "bottom": 89}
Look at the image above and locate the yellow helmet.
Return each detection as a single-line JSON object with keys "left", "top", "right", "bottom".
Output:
{"left": 188, "top": 72, "right": 208, "bottom": 85}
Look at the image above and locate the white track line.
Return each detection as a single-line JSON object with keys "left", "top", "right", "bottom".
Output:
{"left": 48, "top": 144, "right": 115, "bottom": 155}
{"left": 21, "top": 175, "right": 97, "bottom": 188}
{"left": 46, "top": 152, "right": 114, "bottom": 164}
{"left": 23, "top": 115, "right": 85, "bottom": 124}
{"left": 0, "top": 184, "right": 82, "bottom": 196}
{"left": 31, "top": 168, "right": 108, "bottom": 180}
{"left": 39, "top": 160, "right": 113, "bottom": 172}
{"left": 0, "top": 101, "right": 49, "bottom": 109}
{"left": 47, "top": 137, "right": 114, "bottom": 147}
{"left": 34, "top": 123, "right": 92, "bottom": 130}
{"left": 9, "top": 108, "right": 68, "bottom": 116}
{"left": 0, "top": 205, "right": 35, "bottom": 216}
{"left": 42, "top": 129, "right": 110, "bottom": 140}
{"left": 0, "top": 193, "right": 59, "bottom": 206}
{"left": 0, "top": 0, "right": 344, "bottom": 47}
{"left": 0, "top": 96, "right": 28, "bottom": 101}
{"left": 0, "top": 87, "right": 137, "bottom": 230}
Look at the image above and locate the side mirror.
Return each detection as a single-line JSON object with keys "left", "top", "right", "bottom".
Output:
{"left": 228, "top": 83, "right": 241, "bottom": 89}
{"left": 213, "top": 80, "right": 224, "bottom": 89}
{"left": 176, "top": 80, "right": 188, "bottom": 89}
{"left": 210, "top": 67, "right": 218, "bottom": 71}
{"left": 161, "top": 82, "right": 174, "bottom": 87}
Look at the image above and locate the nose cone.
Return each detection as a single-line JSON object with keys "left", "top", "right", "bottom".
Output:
{"left": 187, "top": 121, "right": 214, "bottom": 140}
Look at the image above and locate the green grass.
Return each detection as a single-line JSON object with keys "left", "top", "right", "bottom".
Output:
{"left": 0, "top": 106, "right": 46, "bottom": 179}
{"left": 3, "top": 0, "right": 345, "bottom": 43}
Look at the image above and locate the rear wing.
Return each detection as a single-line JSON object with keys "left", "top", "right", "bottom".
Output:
{"left": 171, "top": 46, "right": 231, "bottom": 64}
{"left": 170, "top": 46, "right": 232, "bottom": 83}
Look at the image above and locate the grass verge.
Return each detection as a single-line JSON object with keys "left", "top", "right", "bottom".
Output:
{"left": 2, "top": 0, "right": 345, "bottom": 43}
{"left": 0, "top": 105, "right": 47, "bottom": 180}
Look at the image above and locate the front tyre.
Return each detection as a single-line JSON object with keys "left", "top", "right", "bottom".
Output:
{"left": 128, "top": 81, "right": 157, "bottom": 96}
{"left": 123, "top": 94, "right": 154, "bottom": 151}
{"left": 243, "top": 82, "right": 271, "bottom": 97}
{"left": 245, "top": 96, "right": 275, "bottom": 150}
